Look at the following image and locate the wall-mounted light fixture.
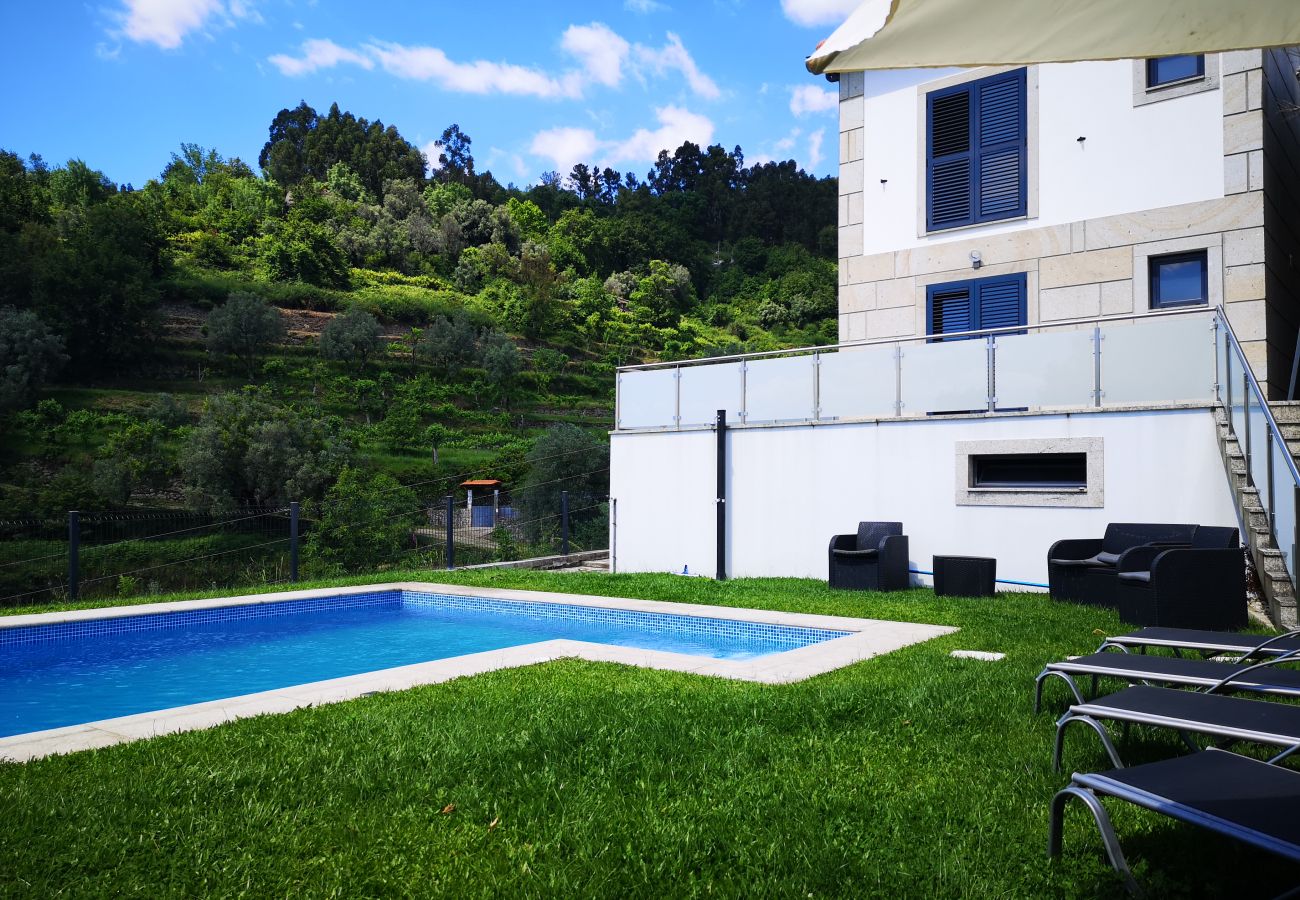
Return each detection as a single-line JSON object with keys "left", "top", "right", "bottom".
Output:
{"left": 1077, "top": 136, "right": 1086, "bottom": 143}
{"left": 970, "top": 250, "right": 983, "bottom": 270}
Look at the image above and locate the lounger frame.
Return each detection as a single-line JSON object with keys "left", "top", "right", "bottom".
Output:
{"left": 1049, "top": 749, "right": 1300, "bottom": 896}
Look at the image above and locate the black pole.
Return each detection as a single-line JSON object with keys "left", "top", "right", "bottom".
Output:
{"left": 289, "top": 502, "right": 300, "bottom": 584}
{"left": 445, "top": 494, "right": 455, "bottom": 570}
{"left": 561, "top": 490, "right": 570, "bottom": 556}
{"left": 67, "top": 510, "right": 80, "bottom": 601}
{"left": 716, "top": 409, "right": 727, "bottom": 581}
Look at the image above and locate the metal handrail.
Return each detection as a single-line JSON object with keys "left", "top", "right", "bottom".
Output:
{"left": 617, "top": 304, "right": 1214, "bottom": 373}
{"left": 1217, "top": 307, "right": 1300, "bottom": 484}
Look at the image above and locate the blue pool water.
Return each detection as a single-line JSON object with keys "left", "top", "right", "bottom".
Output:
{"left": 0, "top": 590, "right": 847, "bottom": 738}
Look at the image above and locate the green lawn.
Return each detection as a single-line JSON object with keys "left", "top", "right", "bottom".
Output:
{"left": 0, "top": 571, "right": 1293, "bottom": 897}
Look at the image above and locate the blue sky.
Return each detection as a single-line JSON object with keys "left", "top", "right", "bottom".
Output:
{"left": 0, "top": 0, "right": 859, "bottom": 189}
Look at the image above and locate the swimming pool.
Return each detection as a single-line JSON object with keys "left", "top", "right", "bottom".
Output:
{"left": 0, "top": 583, "right": 956, "bottom": 760}
{"left": 0, "top": 588, "right": 848, "bottom": 738}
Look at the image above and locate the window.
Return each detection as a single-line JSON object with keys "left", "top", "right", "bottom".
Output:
{"left": 926, "top": 272, "right": 1027, "bottom": 341}
{"left": 925, "top": 68, "right": 1027, "bottom": 232}
{"left": 970, "top": 453, "right": 1087, "bottom": 490}
{"left": 1149, "top": 251, "right": 1208, "bottom": 309}
{"left": 1146, "top": 55, "right": 1205, "bottom": 88}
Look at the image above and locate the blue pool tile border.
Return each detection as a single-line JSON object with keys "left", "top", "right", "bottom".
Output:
{"left": 0, "top": 591, "right": 402, "bottom": 647}
{"left": 0, "top": 589, "right": 850, "bottom": 650}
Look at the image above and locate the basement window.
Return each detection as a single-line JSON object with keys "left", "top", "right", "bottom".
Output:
{"left": 970, "top": 453, "right": 1087, "bottom": 490}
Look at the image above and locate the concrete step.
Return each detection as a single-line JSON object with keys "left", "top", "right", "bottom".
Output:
{"left": 1268, "top": 402, "right": 1300, "bottom": 424}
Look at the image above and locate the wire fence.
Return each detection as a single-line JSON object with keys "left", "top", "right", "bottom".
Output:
{"left": 0, "top": 464, "right": 610, "bottom": 609}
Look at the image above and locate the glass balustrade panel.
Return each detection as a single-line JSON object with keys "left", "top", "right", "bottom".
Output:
{"left": 995, "top": 329, "right": 1095, "bottom": 410}
{"left": 678, "top": 362, "right": 744, "bottom": 427}
{"left": 1100, "top": 315, "right": 1216, "bottom": 405}
{"left": 617, "top": 368, "right": 679, "bottom": 429}
{"left": 900, "top": 339, "right": 990, "bottom": 415}
{"left": 1271, "top": 437, "right": 1297, "bottom": 583}
{"left": 817, "top": 346, "right": 899, "bottom": 420}
{"left": 1249, "top": 393, "right": 1272, "bottom": 525}
{"left": 743, "top": 355, "right": 816, "bottom": 423}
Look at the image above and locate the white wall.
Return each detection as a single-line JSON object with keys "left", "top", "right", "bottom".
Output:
{"left": 610, "top": 408, "right": 1238, "bottom": 587}
{"left": 853, "top": 59, "right": 1226, "bottom": 255}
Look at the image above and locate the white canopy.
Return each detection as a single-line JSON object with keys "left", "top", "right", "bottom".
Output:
{"left": 806, "top": 0, "right": 1300, "bottom": 74}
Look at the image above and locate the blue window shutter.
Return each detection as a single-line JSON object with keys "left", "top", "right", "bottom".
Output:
{"left": 975, "top": 273, "right": 1027, "bottom": 333}
{"left": 927, "top": 281, "right": 974, "bottom": 341}
{"left": 926, "top": 88, "right": 974, "bottom": 230}
{"left": 928, "top": 273, "right": 1026, "bottom": 341}
{"left": 926, "top": 68, "right": 1026, "bottom": 231}
{"left": 975, "top": 70, "right": 1027, "bottom": 221}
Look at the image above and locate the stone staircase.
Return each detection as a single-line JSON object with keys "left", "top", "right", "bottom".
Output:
{"left": 1215, "top": 401, "right": 1300, "bottom": 627}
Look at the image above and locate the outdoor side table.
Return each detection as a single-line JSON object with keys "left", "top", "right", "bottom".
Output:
{"left": 933, "top": 555, "right": 997, "bottom": 597}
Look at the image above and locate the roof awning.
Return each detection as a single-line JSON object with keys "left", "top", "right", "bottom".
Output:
{"left": 806, "top": 0, "right": 1300, "bottom": 74}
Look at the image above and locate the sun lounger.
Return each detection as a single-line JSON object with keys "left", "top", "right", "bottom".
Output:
{"left": 1054, "top": 684, "right": 1300, "bottom": 772}
{"left": 1098, "top": 626, "right": 1300, "bottom": 659}
{"left": 1049, "top": 748, "right": 1300, "bottom": 894}
{"left": 1034, "top": 649, "right": 1300, "bottom": 712}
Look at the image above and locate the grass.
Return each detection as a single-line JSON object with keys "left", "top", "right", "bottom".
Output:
{"left": 1, "top": 571, "right": 1295, "bottom": 897}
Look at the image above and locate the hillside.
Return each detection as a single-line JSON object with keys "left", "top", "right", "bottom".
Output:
{"left": 0, "top": 103, "right": 836, "bottom": 597}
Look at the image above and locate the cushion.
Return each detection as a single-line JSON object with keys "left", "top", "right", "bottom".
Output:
{"left": 832, "top": 548, "right": 879, "bottom": 559}
{"left": 1050, "top": 553, "right": 1117, "bottom": 568}
{"left": 1117, "top": 571, "right": 1152, "bottom": 584}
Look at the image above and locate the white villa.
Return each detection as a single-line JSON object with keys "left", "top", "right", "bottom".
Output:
{"left": 608, "top": 43, "right": 1300, "bottom": 624}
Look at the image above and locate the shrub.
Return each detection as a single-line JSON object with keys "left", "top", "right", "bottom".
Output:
{"left": 305, "top": 467, "right": 419, "bottom": 573}
{"left": 319, "top": 307, "right": 384, "bottom": 373}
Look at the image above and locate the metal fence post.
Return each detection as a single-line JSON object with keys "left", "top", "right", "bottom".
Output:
{"left": 444, "top": 494, "right": 455, "bottom": 570}
{"left": 1244, "top": 374, "right": 1253, "bottom": 486}
{"left": 289, "top": 501, "right": 300, "bottom": 584}
{"left": 67, "top": 510, "right": 79, "bottom": 601}
{"left": 560, "top": 490, "right": 570, "bottom": 557}
{"left": 716, "top": 409, "right": 727, "bottom": 580}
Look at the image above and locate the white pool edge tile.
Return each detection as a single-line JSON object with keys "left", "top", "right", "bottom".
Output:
{"left": 0, "top": 583, "right": 957, "bottom": 762}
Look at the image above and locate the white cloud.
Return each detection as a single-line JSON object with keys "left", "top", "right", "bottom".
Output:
{"left": 268, "top": 38, "right": 373, "bottom": 77}
{"left": 604, "top": 105, "right": 714, "bottom": 164}
{"left": 624, "top": 0, "right": 668, "bottom": 12}
{"left": 771, "top": 128, "right": 801, "bottom": 153}
{"left": 112, "top": 0, "right": 258, "bottom": 49}
{"left": 790, "top": 83, "right": 838, "bottom": 116}
{"left": 116, "top": 0, "right": 222, "bottom": 49}
{"left": 530, "top": 127, "right": 601, "bottom": 173}
{"left": 367, "top": 40, "right": 578, "bottom": 98}
{"left": 530, "top": 105, "right": 715, "bottom": 173}
{"left": 807, "top": 128, "right": 825, "bottom": 169}
{"left": 780, "top": 0, "right": 860, "bottom": 28}
{"left": 561, "top": 22, "right": 630, "bottom": 89}
{"left": 422, "top": 141, "right": 442, "bottom": 175}
{"left": 263, "top": 25, "right": 719, "bottom": 108}
{"left": 634, "top": 33, "right": 720, "bottom": 100}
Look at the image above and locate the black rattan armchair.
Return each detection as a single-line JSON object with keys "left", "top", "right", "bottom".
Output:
{"left": 828, "top": 521, "right": 909, "bottom": 591}
{"left": 1047, "top": 522, "right": 1197, "bottom": 608}
{"left": 1115, "top": 525, "right": 1245, "bottom": 629}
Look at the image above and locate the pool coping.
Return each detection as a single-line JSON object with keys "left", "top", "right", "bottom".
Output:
{"left": 0, "top": 582, "right": 957, "bottom": 763}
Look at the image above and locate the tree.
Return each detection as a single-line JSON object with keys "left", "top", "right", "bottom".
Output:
{"left": 205, "top": 292, "right": 284, "bottom": 377}
{"left": 433, "top": 124, "right": 475, "bottom": 185}
{"left": 319, "top": 307, "right": 384, "bottom": 373}
{"left": 531, "top": 348, "right": 567, "bottom": 394}
{"left": 480, "top": 333, "right": 521, "bottom": 407}
{"left": 254, "top": 215, "right": 349, "bottom": 287}
{"left": 305, "top": 467, "right": 418, "bottom": 573}
{"left": 28, "top": 194, "right": 165, "bottom": 372}
{"left": 181, "top": 392, "right": 353, "bottom": 513}
{"left": 0, "top": 307, "right": 66, "bottom": 411}
{"left": 516, "top": 424, "right": 609, "bottom": 544}
{"left": 421, "top": 311, "right": 480, "bottom": 377}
